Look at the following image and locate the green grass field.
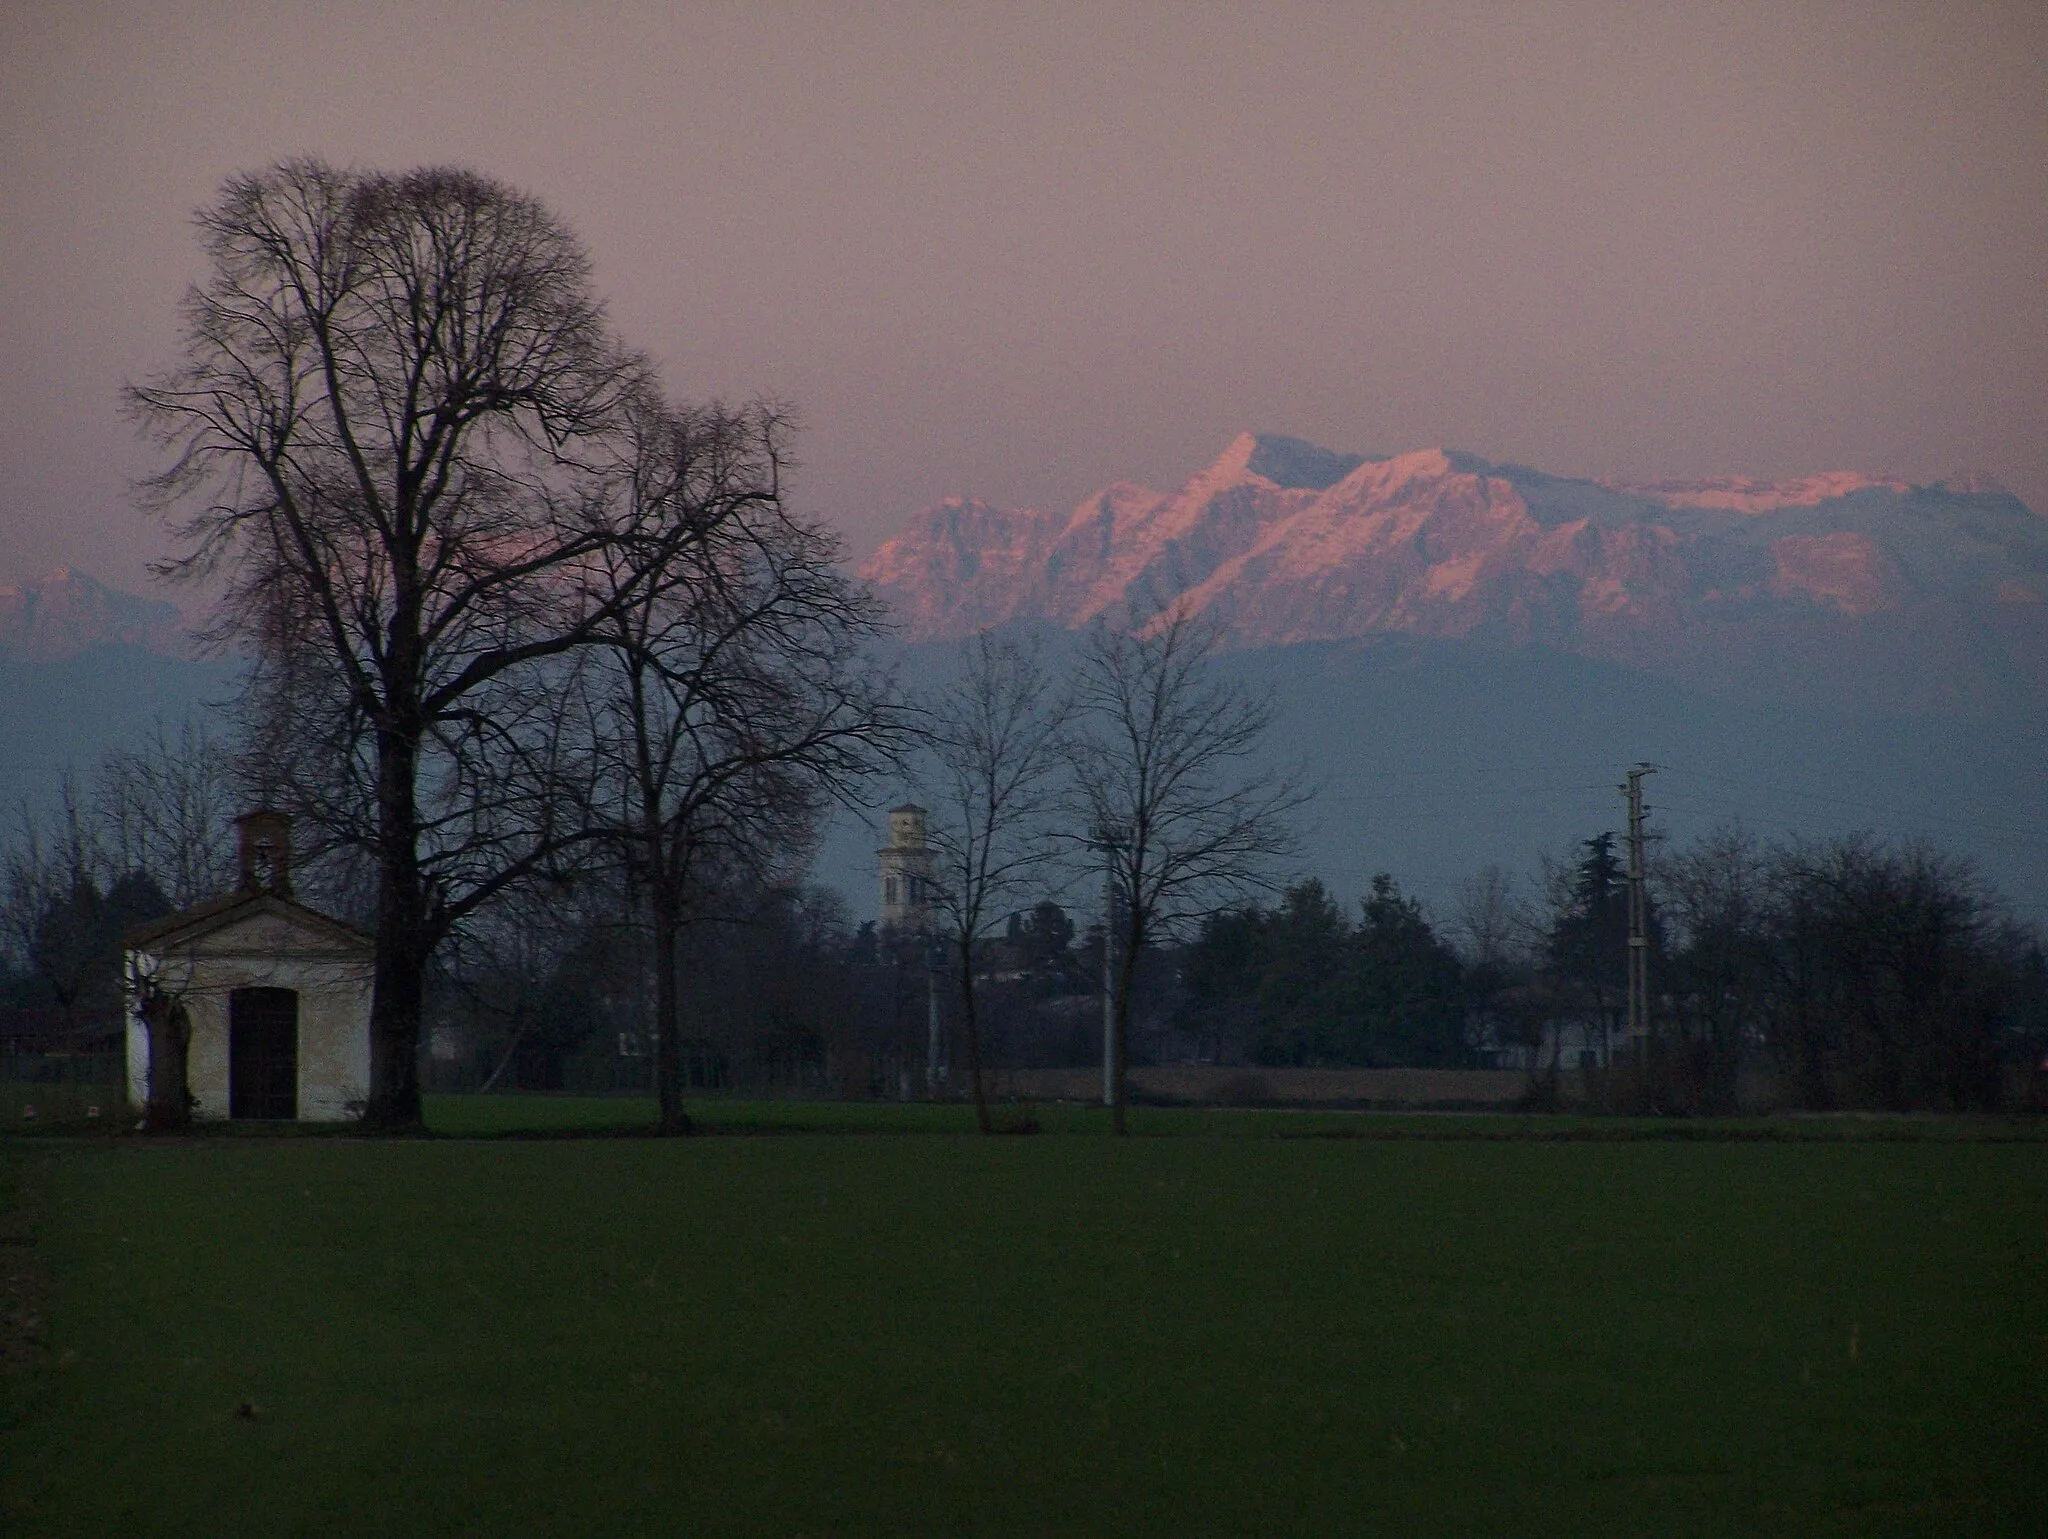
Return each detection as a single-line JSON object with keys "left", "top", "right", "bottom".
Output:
{"left": 3, "top": 1104, "right": 2045, "bottom": 1536}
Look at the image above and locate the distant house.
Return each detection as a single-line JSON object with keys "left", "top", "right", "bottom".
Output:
{"left": 123, "top": 812, "right": 373, "bottom": 1122}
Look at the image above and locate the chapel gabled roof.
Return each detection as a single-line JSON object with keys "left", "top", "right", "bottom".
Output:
{"left": 123, "top": 890, "right": 374, "bottom": 955}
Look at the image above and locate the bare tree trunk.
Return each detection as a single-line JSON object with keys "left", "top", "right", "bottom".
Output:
{"left": 1111, "top": 910, "right": 1144, "bottom": 1136}
{"left": 652, "top": 885, "right": 693, "bottom": 1135}
{"left": 367, "top": 934, "right": 426, "bottom": 1128}
{"left": 364, "top": 721, "right": 429, "bottom": 1128}
{"left": 140, "top": 993, "right": 192, "bottom": 1133}
{"left": 956, "top": 934, "right": 992, "bottom": 1133}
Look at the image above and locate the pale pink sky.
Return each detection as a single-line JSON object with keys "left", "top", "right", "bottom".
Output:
{"left": 3, "top": 1, "right": 2044, "bottom": 592}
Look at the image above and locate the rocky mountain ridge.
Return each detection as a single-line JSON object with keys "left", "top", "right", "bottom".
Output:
{"left": 0, "top": 567, "right": 188, "bottom": 661}
{"left": 858, "top": 434, "right": 2048, "bottom": 716}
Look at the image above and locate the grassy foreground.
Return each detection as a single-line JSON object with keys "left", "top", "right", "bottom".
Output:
{"left": 418, "top": 1092, "right": 2048, "bottom": 1141}
{"left": 3, "top": 1116, "right": 2045, "bottom": 1535}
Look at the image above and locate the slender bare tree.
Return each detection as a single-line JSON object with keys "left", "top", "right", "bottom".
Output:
{"left": 1659, "top": 828, "right": 1772, "bottom": 1113}
{"left": 1064, "top": 612, "right": 1307, "bottom": 1133}
{"left": 1454, "top": 865, "right": 1522, "bottom": 975}
{"left": 96, "top": 716, "right": 240, "bottom": 909}
{"left": 921, "top": 634, "right": 1070, "bottom": 1132}
{"left": 586, "top": 400, "right": 904, "bottom": 1134}
{"left": 129, "top": 159, "right": 721, "bottom": 1126}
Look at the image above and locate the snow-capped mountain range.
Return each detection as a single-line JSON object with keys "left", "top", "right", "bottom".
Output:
{"left": 3, "top": 498, "right": 2043, "bottom": 915}
{"left": 859, "top": 434, "right": 2048, "bottom": 716}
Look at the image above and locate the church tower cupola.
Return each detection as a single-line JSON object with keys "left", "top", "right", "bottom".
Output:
{"left": 877, "top": 803, "right": 934, "bottom": 935}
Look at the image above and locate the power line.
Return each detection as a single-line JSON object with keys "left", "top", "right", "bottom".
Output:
{"left": 1649, "top": 783, "right": 2048, "bottom": 847}
{"left": 1662, "top": 763, "right": 2026, "bottom": 821}
{"left": 1305, "top": 762, "right": 2048, "bottom": 844}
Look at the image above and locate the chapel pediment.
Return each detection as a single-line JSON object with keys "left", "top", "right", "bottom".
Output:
{"left": 125, "top": 891, "right": 371, "bottom": 959}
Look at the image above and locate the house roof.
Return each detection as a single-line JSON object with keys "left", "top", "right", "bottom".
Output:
{"left": 123, "top": 890, "right": 374, "bottom": 955}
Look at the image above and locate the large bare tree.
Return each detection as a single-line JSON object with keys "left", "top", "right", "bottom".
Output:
{"left": 587, "top": 400, "right": 903, "bottom": 1134}
{"left": 129, "top": 159, "right": 709, "bottom": 1126}
{"left": 1064, "top": 613, "right": 1306, "bottom": 1133}
{"left": 921, "top": 634, "right": 1069, "bottom": 1132}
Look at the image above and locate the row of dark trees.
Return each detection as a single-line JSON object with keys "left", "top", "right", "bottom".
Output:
{"left": 0, "top": 720, "right": 240, "bottom": 1050}
{"left": 1646, "top": 830, "right": 2046, "bottom": 1113}
{"left": 7, "top": 721, "right": 2044, "bottom": 1115}
{"left": 417, "top": 821, "right": 2048, "bottom": 1115}
{"left": 1178, "top": 876, "right": 1465, "bottom": 1068}
{"left": 1169, "top": 832, "right": 2047, "bottom": 1112}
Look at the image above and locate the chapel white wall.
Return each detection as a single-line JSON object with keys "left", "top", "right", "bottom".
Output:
{"left": 125, "top": 921, "right": 372, "bottom": 1123}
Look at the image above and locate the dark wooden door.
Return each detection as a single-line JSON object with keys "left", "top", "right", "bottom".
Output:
{"left": 229, "top": 986, "right": 298, "bottom": 1119}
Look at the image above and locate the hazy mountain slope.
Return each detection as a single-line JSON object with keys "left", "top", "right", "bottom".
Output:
{"left": 0, "top": 646, "right": 243, "bottom": 809}
{"left": 0, "top": 567, "right": 189, "bottom": 661}
{"left": 859, "top": 435, "right": 2048, "bottom": 717}
{"left": 811, "top": 632, "right": 2048, "bottom": 927}
{"left": 839, "top": 441, "right": 2048, "bottom": 921}
{"left": 1213, "top": 636, "right": 2048, "bottom": 923}
{"left": 0, "top": 568, "right": 235, "bottom": 809}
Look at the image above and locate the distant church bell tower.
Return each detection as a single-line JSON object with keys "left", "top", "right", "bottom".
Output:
{"left": 877, "top": 804, "right": 934, "bottom": 934}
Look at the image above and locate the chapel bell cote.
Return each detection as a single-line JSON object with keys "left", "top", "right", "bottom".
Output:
{"left": 236, "top": 809, "right": 294, "bottom": 897}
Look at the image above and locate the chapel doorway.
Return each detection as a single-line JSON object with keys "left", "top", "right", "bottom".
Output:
{"left": 229, "top": 986, "right": 299, "bottom": 1119}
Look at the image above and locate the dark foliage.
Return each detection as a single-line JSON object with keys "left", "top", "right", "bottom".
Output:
{"left": 1471, "top": 827, "right": 2048, "bottom": 1113}
{"left": 1179, "top": 876, "right": 1470, "bottom": 1068}
{"left": 1660, "top": 833, "right": 2043, "bottom": 1113}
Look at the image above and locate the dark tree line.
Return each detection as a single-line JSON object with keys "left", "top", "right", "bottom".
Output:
{"left": 424, "top": 879, "right": 1088, "bottom": 1102}
{"left": 1654, "top": 831, "right": 2045, "bottom": 1113}
{"left": 1177, "top": 876, "right": 1469, "bottom": 1068}
{"left": 1172, "top": 830, "right": 2046, "bottom": 1112}
{"left": 0, "top": 722, "right": 242, "bottom": 1052}
{"left": 9, "top": 715, "right": 2043, "bottom": 1117}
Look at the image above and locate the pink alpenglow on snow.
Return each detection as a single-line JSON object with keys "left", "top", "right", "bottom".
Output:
{"left": 856, "top": 434, "right": 2048, "bottom": 716}
{"left": 1611, "top": 472, "right": 1913, "bottom": 515}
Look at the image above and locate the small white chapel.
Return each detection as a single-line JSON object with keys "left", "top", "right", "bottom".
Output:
{"left": 124, "top": 811, "right": 374, "bottom": 1122}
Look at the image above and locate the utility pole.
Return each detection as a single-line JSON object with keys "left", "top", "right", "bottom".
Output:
{"left": 1101, "top": 848, "right": 1117, "bottom": 1109}
{"left": 1620, "top": 763, "right": 1655, "bottom": 1102}
{"left": 1088, "top": 829, "right": 1126, "bottom": 1111}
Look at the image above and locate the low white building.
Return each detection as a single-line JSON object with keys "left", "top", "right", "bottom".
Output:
{"left": 124, "top": 812, "right": 373, "bottom": 1122}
